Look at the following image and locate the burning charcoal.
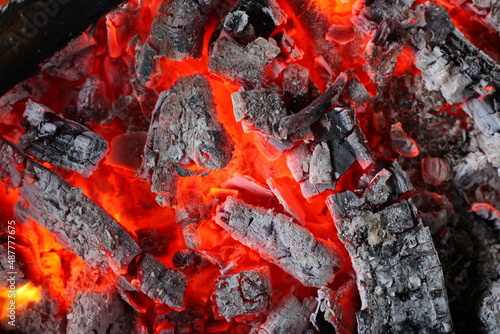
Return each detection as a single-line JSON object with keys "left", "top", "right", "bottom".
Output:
{"left": 67, "top": 287, "right": 137, "bottom": 333}
{"left": 266, "top": 177, "right": 306, "bottom": 225}
{"left": 462, "top": 93, "right": 500, "bottom": 136}
{"left": 232, "top": 88, "right": 288, "bottom": 138}
{"left": 135, "top": 254, "right": 187, "bottom": 310}
{"left": 215, "top": 197, "right": 341, "bottom": 287}
{"left": 421, "top": 157, "right": 450, "bottom": 186}
{"left": 282, "top": 63, "right": 310, "bottom": 102}
{"left": 106, "top": 132, "right": 148, "bottom": 171}
{"left": 136, "top": 224, "right": 172, "bottom": 256}
{"left": 0, "top": 138, "right": 187, "bottom": 309}
{"left": 209, "top": 33, "right": 280, "bottom": 84}
{"left": 472, "top": 203, "right": 500, "bottom": 230}
{"left": 278, "top": 72, "right": 347, "bottom": 140}
{"left": 156, "top": 308, "right": 205, "bottom": 334}
{"left": 364, "top": 168, "right": 392, "bottom": 206}
{"left": 173, "top": 249, "right": 218, "bottom": 276}
{"left": 139, "top": 74, "right": 233, "bottom": 206}
{"left": 390, "top": 122, "right": 419, "bottom": 158}
{"left": 326, "top": 164, "right": 453, "bottom": 333}
{"left": 346, "top": 127, "right": 374, "bottom": 169}
{"left": 312, "top": 282, "right": 358, "bottom": 334}
{"left": 309, "top": 142, "right": 333, "bottom": 184}
{"left": 276, "top": 30, "right": 304, "bottom": 61}
{"left": 143, "top": 0, "right": 217, "bottom": 62}
{"left": 299, "top": 179, "right": 335, "bottom": 199}
{"left": 346, "top": 76, "right": 370, "bottom": 105}
{"left": 327, "top": 23, "right": 355, "bottom": 45}
{"left": 77, "top": 77, "right": 112, "bottom": 124}
{"left": 365, "top": 19, "right": 404, "bottom": 85}
{"left": 478, "top": 282, "right": 500, "bottom": 334}
{"left": 41, "top": 35, "right": 97, "bottom": 81}
{"left": 213, "top": 269, "right": 271, "bottom": 321}
{"left": 285, "top": 142, "right": 310, "bottom": 182}
{"left": 19, "top": 101, "right": 108, "bottom": 174}
{"left": 258, "top": 294, "right": 317, "bottom": 334}
{"left": 223, "top": 10, "right": 256, "bottom": 45}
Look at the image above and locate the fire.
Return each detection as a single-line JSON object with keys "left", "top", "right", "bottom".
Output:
{"left": 0, "top": 282, "right": 41, "bottom": 320}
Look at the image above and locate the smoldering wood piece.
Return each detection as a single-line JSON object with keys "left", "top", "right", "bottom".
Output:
{"left": 257, "top": 294, "right": 317, "bottom": 334}
{"left": 462, "top": 92, "right": 500, "bottom": 136}
{"left": 77, "top": 77, "right": 112, "bottom": 124}
{"left": 0, "top": 137, "right": 187, "bottom": 309}
{"left": 213, "top": 269, "right": 271, "bottom": 321}
{"left": 137, "top": 0, "right": 218, "bottom": 75}
{"left": 0, "top": 289, "right": 66, "bottom": 334}
{"left": 67, "top": 287, "right": 137, "bottom": 334}
{"left": 326, "top": 168, "right": 453, "bottom": 333}
{"left": 364, "top": 19, "right": 404, "bottom": 85}
{"left": 232, "top": 88, "right": 288, "bottom": 139}
{"left": 139, "top": 74, "right": 233, "bottom": 206}
{"left": 135, "top": 254, "right": 187, "bottom": 310}
{"left": 449, "top": 0, "right": 500, "bottom": 34}
{"left": 300, "top": 179, "right": 335, "bottom": 199}
{"left": 173, "top": 249, "right": 218, "bottom": 276}
{"left": 215, "top": 197, "right": 341, "bottom": 287}
{"left": 278, "top": 72, "right": 348, "bottom": 140}
{"left": 286, "top": 142, "right": 310, "bottom": 182}
{"left": 0, "top": 0, "right": 124, "bottom": 96}
{"left": 266, "top": 177, "right": 306, "bottom": 225}
{"left": 346, "top": 76, "right": 370, "bottom": 105}
{"left": 309, "top": 142, "right": 333, "bottom": 184}
{"left": 390, "top": 122, "right": 419, "bottom": 158}
{"left": 479, "top": 281, "right": 500, "bottom": 333}
{"left": 346, "top": 127, "right": 374, "bottom": 169}
{"left": 19, "top": 100, "right": 108, "bottom": 174}
{"left": 209, "top": 33, "right": 281, "bottom": 84}
{"left": 282, "top": 63, "right": 311, "bottom": 102}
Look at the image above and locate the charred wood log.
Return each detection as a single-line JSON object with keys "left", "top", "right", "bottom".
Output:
{"left": 0, "top": 137, "right": 187, "bottom": 309}
{"left": 212, "top": 269, "right": 271, "bottom": 321}
{"left": 215, "top": 197, "right": 342, "bottom": 287}
{"left": 139, "top": 74, "right": 233, "bottom": 207}
{"left": 19, "top": 100, "right": 108, "bottom": 174}
{"left": 326, "top": 161, "right": 453, "bottom": 333}
{"left": 257, "top": 294, "right": 317, "bottom": 334}
{"left": 0, "top": 0, "right": 125, "bottom": 96}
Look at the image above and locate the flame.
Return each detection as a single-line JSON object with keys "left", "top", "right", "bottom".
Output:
{"left": 0, "top": 282, "right": 42, "bottom": 320}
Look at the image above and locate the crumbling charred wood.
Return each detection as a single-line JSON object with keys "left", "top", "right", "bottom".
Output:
{"left": 139, "top": 74, "right": 233, "bottom": 207}
{"left": 0, "top": 137, "right": 187, "bottom": 309}
{"left": 215, "top": 197, "right": 341, "bottom": 287}
{"left": 257, "top": 294, "right": 317, "bottom": 334}
{"left": 67, "top": 287, "right": 138, "bottom": 334}
{"left": 0, "top": 0, "right": 125, "bottom": 96}
{"left": 326, "top": 162, "right": 453, "bottom": 333}
{"left": 136, "top": 0, "right": 220, "bottom": 82}
{"left": 19, "top": 100, "right": 108, "bottom": 174}
{"left": 212, "top": 269, "right": 271, "bottom": 321}
{"left": 209, "top": 33, "right": 281, "bottom": 85}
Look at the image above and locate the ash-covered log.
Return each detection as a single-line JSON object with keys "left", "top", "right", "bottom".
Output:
{"left": 215, "top": 197, "right": 342, "bottom": 287}
{"left": 19, "top": 100, "right": 108, "bottom": 174}
{"left": 257, "top": 294, "right": 317, "bottom": 334}
{"left": 139, "top": 74, "right": 233, "bottom": 206}
{"left": 212, "top": 269, "right": 271, "bottom": 321}
{"left": 0, "top": 137, "right": 187, "bottom": 310}
{"left": 326, "top": 161, "right": 454, "bottom": 333}
{"left": 0, "top": 0, "right": 125, "bottom": 96}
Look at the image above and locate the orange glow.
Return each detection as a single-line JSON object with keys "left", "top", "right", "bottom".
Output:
{"left": 0, "top": 282, "right": 42, "bottom": 320}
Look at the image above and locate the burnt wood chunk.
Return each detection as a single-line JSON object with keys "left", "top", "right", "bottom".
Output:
{"left": 213, "top": 269, "right": 271, "bottom": 321}
{"left": 19, "top": 101, "right": 108, "bottom": 174}
{"left": 136, "top": 254, "right": 187, "bottom": 310}
{"left": 309, "top": 142, "right": 333, "bottom": 184}
{"left": 215, "top": 197, "right": 341, "bottom": 287}
{"left": 0, "top": 137, "right": 187, "bottom": 309}
{"left": 0, "top": 0, "right": 124, "bottom": 96}
{"left": 326, "top": 163, "right": 453, "bottom": 333}
{"left": 140, "top": 74, "right": 233, "bottom": 206}
{"left": 282, "top": 63, "right": 310, "bottom": 102}
{"left": 209, "top": 33, "right": 280, "bottom": 84}
{"left": 258, "top": 294, "right": 317, "bottom": 334}
{"left": 67, "top": 287, "right": 137, "bottom": 334}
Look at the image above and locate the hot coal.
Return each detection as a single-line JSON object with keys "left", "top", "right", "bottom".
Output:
{"left": 215, "top": 197, "right": 341, "bottom": 287}
{"left": 139, "top": 74, "right": 233, "bottom": 207}
{"left": 19, "top": 101, "right": 108, "bottom": 174}
{"left": 212, "top": 269, "right": 271, "bottom": 321}
{"left": 258, "top": 294, "right": 317, "bottom": 334}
